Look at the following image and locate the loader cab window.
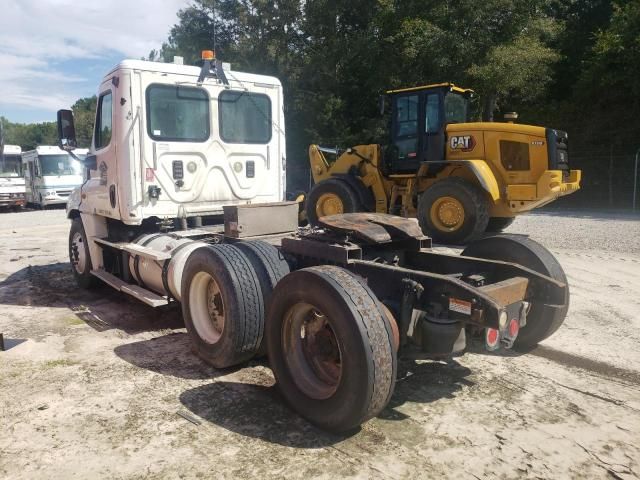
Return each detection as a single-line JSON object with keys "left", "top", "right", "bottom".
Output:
{"left": 393, "top": 94, "right": 419, "bottom": 161}
{"left": 425, "top": 93, "right": 441, "bottom": 133}
{"left": 95, "top": 91, "right": 113, "bottom": 149}
{"left": 444, "top": 92, "right": 470, "bottom": 124}
{"left": 219, "top": 91, "right": 272, "bottom": 144}
{"left": 147, "top": 84, "right": 210, "bottom": 142}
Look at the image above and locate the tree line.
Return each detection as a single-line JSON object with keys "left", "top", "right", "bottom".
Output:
{"left": 1, "top": 96, "right": 96, "bottom": 151}
{"left": 156, "top": 0, "right": 640, "bottom": 207}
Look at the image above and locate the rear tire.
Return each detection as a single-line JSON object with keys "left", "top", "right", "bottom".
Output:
{"left": 462, "top": 234, "right": 569, "bottom": 348}
{"left": 235, "top": 241, "right": 290, "bottom": 355}
{"left": 417, "top": 177, "right": 490, "bottom": 245}
{"left": 486, "top": 216, "right": 516, "bottom": 232}
{"left": 69, "top": 218, "right": 98, "bottom": 289}
{"left": 266, "top": 266, "right": 396, "bottom": 432}
{"left": 181, "top": 244, "right": 264, "bottom": 368}
{"left": 306, "top": 178, "right": 362, "bottom": 226}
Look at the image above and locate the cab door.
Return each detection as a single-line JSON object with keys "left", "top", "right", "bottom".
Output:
{"left": 82, "top": 80, "right": 119, "bottom": 218}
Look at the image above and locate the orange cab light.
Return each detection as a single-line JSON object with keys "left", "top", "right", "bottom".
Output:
{"left": 201, "top": 50, "right": 215, "bottom": 61}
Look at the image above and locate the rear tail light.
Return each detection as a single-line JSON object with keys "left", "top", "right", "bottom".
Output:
{"left": 508, "top": 318, "right": 520, "bottom": 338}
{"left": 485, "top": 328, "right": 500, "bottom": 351}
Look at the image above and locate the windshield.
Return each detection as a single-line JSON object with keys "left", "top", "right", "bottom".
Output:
{"left": 39, "top": 154, "right": 81, "bottom": 176}
{"left": 444, "top": 92, "right": 471, "bottom": 124}
{"left": 0, "top": 155, "right": 23, "bottom": 177}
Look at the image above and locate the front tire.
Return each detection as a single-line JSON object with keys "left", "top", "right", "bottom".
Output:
{"left": 266, "top": 266, "right": 396, "bottom": 432}
{"left": 462, "top": 234, "right": 569, "bottom": 348}
{"left": 306, "top": 178, "right": 362, "bottom": 226}
{"left": 69, "top": 218, "right": 97, "bottom": 289}
{"left": 417, "top": 178, "right": 490, "bottom": 245}
{"left": 181, "top": 245, "right": 264, "bottom": 368}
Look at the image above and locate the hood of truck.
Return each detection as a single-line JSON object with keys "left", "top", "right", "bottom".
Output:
{"left": 447, "top": 122, "right": 546, "bottom": 137}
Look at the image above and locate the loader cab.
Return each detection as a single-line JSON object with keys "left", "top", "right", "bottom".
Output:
{"left": 384, "top": 84, "right": 474, "bottom": 175}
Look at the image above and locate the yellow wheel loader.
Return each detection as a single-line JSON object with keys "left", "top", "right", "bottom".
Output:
{"left": 307, "top": 83, "right": 581, "bottom": 244}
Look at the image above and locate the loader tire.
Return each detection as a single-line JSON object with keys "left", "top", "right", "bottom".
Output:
{"left": 69, "top": 218, "right": 98, "bottom": 289}
{"left": 235, "top": 241, "right": 291, "bottom": 355}
{"left": 266, "top": 266, "right": 396, "bottom": 432}
{"left": 417, "top": 177, "right": 490, "bottom": 245}
{"left": 486, "top": 216, "right": 516, "bottom": 232}
{"left": 462, "top": 234, "right": 569, "bottom": 349}
{"left": 181, "top": 244, "right": 264, "bottom": 368}
{"left": 306, "top": 178, "right": 362, "bottom": 226}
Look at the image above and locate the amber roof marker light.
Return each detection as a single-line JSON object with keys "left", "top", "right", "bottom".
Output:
{"left": 201, "top": 50, "right": 215, "bottom": 61}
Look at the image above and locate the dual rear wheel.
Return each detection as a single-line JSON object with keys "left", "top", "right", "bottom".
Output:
{"left": 182, "top": 244, "right": 397, "bottom": 432}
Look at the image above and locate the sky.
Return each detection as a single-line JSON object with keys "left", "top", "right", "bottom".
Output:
{"left": 0, "top": 0, "right": 189, "bottom": 124}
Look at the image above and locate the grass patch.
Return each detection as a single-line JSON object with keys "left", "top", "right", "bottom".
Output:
{"left": 64, "top": 315, "right": 86, "bottom": 326}
{"left": 44, "top": 359, "right": 76, "bottom": 368}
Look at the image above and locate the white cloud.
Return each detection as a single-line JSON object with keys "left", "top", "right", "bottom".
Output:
{"left": 0, "top": 0, "right": 189, "bottom": 119}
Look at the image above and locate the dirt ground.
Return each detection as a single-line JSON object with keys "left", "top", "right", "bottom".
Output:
{"left": 1, "top": 208, "right": 639, "bottom": 479}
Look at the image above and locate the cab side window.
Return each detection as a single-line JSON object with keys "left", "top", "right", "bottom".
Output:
{"left": 95, "top": 91, "right": 113, "bottom": 149}
{"left": 425, "top": 93, "right": 441, "bottom": 133}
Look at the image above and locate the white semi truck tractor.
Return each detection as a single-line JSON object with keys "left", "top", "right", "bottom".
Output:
{"left": 0, "top": 144, "right": 26, "bottom": 209}
{"left": 58, "top": 52, "right": 571, "bottom": 432}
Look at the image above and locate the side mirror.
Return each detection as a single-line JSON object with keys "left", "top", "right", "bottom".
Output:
{"left": 57, "top": 109, "right": 77, "bottom": 151}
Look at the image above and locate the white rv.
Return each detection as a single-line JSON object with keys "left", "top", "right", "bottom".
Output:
{"left": 22, "top": 146, "right": 88, "bottom": 207}
{"left": 0, "top": 144, "right": 26, "bottom": 208}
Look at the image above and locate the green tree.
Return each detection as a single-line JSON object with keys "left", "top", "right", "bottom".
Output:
{"left": 72, "top": 96, "right": 97, "bottom": 148}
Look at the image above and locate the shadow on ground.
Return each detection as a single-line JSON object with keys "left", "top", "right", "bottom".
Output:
{"left": 0, "top": 262, "right": 182, "bottom": 334}
{"left": 114, "top": 333, "right": 241, "bottom": 380}
{"left": 177, "top": 356, "right": 474, "bottom": 447}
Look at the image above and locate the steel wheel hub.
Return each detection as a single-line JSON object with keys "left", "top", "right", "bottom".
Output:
{"left": 283, "top": 303, "right": 342, "bottom": 400}
{"left": 189, "top": 272, "right": 226, "bottom": 344}
{"left": 430, "top": 196, "right": 465, "bottom": 231}
{"left": 71, "top": 232, "right": 86, "bottom": 274}
{"left": 316, "top": 193, "right": 344, "bottom": 217}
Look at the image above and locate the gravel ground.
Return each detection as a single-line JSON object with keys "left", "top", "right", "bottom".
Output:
{"left": 1, "top": 208, "right": 639, "bottom": 479}
{"left": 508, "top": 210, "right": 640, "bottom": 255}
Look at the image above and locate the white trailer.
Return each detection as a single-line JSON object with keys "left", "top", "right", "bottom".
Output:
{"left": 22, "top": 146, "right": 88, "bottom": 207}
{"left": 57, "top": 53, "right": 570, "bottom": 432}
{"left": 0, "top": 144, "right": 26, "bottom": 208}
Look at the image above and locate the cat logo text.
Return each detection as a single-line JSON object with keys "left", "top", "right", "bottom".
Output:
{"left": 449, "top": 135, "right": 476, "bottom": 152}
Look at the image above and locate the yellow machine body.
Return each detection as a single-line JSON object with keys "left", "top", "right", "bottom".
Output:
{"left": 309, "top": 122, "right": 581, "bottom": 220}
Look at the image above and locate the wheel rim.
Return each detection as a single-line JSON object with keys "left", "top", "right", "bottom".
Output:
{"left": 430, "top": 196, "right": 465, "bottom": 232}
{"left": 70, "top": 232, "right": 86, "bottom": 274}
{"left": 282, "top": 302, "right": 343, "bottom": 400}
{"left": 316, "top": 193, "right": 344, "bottom": 218}
{"left": 189, "top": 272, "right": 225, "bottom": 345}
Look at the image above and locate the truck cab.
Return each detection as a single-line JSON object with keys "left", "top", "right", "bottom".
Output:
{"left": 22, "top": 146, "right": 88, "bottom": 207}
{"left": 0, "top": 145, "right": 26, "bottom": 208}
{"left": 63, "top": 58, "right": 285, "bottom": 227}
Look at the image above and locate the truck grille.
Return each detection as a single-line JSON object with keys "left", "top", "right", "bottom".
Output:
{"left": 57, "top": 190, "right": 73, "bottom": 197}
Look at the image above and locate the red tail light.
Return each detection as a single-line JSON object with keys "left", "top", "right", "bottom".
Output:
{"left": 508, "top": 318, "right": 520, "bottom": 338}
{"left": 485, "top": 328, "right": 500, "bottom": 350}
